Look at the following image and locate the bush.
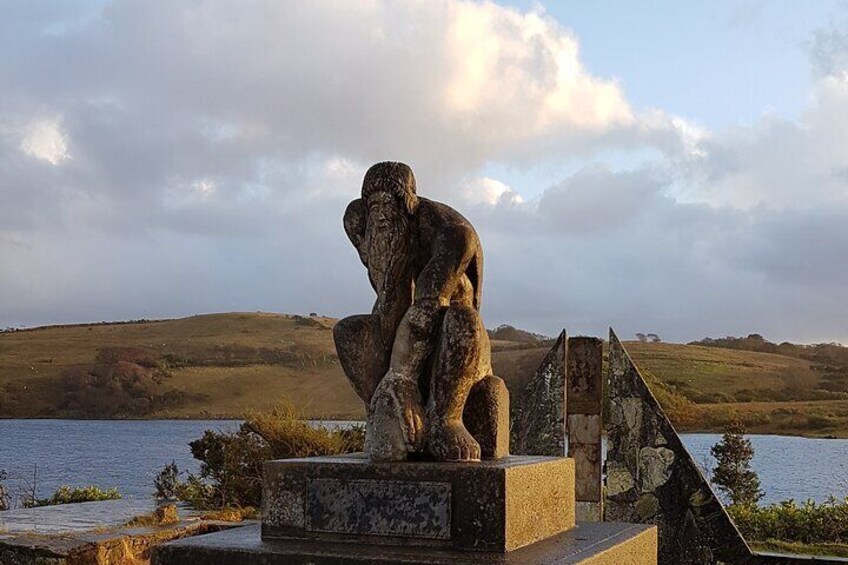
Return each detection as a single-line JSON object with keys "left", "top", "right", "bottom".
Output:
{"left": 731, "top": 498, "right": 848, "bottom": 545}
{"left": 710, "top": 422, "right": 763, "bottom": 507}
{"left": 806, "top": 414, "right": 839, "bottom": 429}
{"left": 157, "top": 403, "right": 364, "bottom": 509}
{"left": 0, "top": 470, "right": 9, "bottom": 511}
{"left": 154, "top": 461, "right": 181, "bottom": 501}
{"left": 28, "top": 485, "right": 121, "bottom": 507}
{"left": 59, "top": 346, "right": 184, "bottom": 418}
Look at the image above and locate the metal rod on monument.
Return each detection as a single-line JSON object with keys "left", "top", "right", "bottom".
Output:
{"left": 566, "top": 336, "right": 604, "bottom": 522}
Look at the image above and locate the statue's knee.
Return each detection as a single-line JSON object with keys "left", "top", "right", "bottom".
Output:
{"left": 441, "top": 305, "right": 482, "bottom": 336}
{"left": 405, "top": 300, "right": 445, "bottom": 336}
{"left": 333, "top": 315, "right": 370, "bottom": 350}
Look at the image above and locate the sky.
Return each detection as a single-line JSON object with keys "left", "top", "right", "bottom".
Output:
{"left": 2, "top": 0, "right": 848, "bottom": 344}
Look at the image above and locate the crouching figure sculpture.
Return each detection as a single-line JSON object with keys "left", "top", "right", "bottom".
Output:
{"left": 334, "top": 162, "right": 509, "bottom": 462}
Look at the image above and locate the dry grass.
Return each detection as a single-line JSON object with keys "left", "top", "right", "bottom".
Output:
{"left": 624, "top": 341, "right": 819, "bottom": 398}
{"left": 243, "top": 403, "right": 364, "bottom": 457}
{"left": 691, "top": 400, "right": 848, "bottom": 437}
{"left": 751, "top": 540, "right": 848, "bottom": 558}
{"left": 160, "top": 364, "right": 362, "bottom": 420}
{"left": 0, "top": 312, "right": 351, "bottom": 418}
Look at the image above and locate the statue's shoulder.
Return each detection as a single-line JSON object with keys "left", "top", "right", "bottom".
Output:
{"left": 417, "top": 197, "right": 480, "bottom": 245}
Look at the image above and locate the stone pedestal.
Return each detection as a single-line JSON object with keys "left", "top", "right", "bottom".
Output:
{"left": 262, "top": 454, "right": 575, "bottom": 553}
{"left": 153, "top": 452, "right": 658, "bottom": 565}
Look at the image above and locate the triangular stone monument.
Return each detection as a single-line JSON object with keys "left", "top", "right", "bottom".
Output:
{"left": 606, "top": 329, "right": 754, "bottom": 564}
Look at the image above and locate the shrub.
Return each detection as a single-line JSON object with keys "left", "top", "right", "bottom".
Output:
{"left": 243, "top": 404, "right": 364, "bottom": 458}
{"left": 59, "top": 346, "right": 187, "bottom": 418}
{"left": 28, "top": 485, "right": 121, "bottom": 507}
{"left": 710, "top": 421, "right": 763, "bottom": 507}
{"left": 157, "top": 403, "right": 364, "bottom": 509}
{"left": 0, "top": 470, "right": 9, "bottom": 511}
{"left": 731, "top": 498, "right": 848, "bottom": 545}
{"left": 806, "top": 414, "right": 839, "bottom": 429}
{"left": 95, "top": 346, "right": 159, "bottom": 368}
{"left": 154, "top": 461, "right": 181, "bottom": 501}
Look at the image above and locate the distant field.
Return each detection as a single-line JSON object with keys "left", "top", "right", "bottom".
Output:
{"left": 2, "top": 312, "right": 846, "bottom": 436}
{"left": 624, "top": 342, "right": 819, "bottom": 399}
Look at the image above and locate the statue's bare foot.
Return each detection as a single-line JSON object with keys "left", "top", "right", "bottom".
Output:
{"left": 426, "top": 420, "right": 481, "bottom": 462}
{"left": 369, "top": 371, "right": 426, "bottom": 460}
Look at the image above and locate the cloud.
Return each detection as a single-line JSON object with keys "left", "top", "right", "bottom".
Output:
{"left": 1, "top": 1, "right": 847, "bottom": 345}
{"left": 461, "top": 177, "right": 524, "bottom": 207}
{"left": 810, "top": 18, "right": 848, "bottom": 79}
{"left": 677, "top": 77, "right": 848, "bottom": 211}
{"left": 20, "top": 117, "right": 71, "bottom": 165}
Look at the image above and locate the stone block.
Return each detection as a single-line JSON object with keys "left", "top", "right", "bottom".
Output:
{"left": 575, "top": 501, "right": 602, "bottom": 523}
{"left": 567, "top": 414, "right": 601, "bottom": 445}
{"left": 571, "top": 443, "right": 602, "bottom": 501}
{"left": 262, "top": 454, "right": 574, "bottom": 553}
{"left": 566, "top": 337, "right": 603, "bottom": 415}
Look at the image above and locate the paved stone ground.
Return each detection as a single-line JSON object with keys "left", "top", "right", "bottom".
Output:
{"left": 0, "top": 497, "right": 154, "bottom": 534}
{"left": 0, "top": 499, "right": 249, "bottom": 564}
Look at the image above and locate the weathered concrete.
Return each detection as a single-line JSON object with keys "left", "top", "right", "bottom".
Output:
{"left": 512, "top": 331, "right": 567, "bottom": 457}
{"left": 153, "top": 521, "right": 657, "bottom": 564}
{"left": 0, "top": 499, "right": 247, "bottom": 565}
{"left": 566, "top": 336, "right": 603, "bottom": 522}
{"left": 0, "top": 498, "right": 153, "bottom": 535}
{"left": 605, "top": 329, "right": 754, "bottom": 565}
{"left": 261, "top": 454, "right": 575, "bottom": 553}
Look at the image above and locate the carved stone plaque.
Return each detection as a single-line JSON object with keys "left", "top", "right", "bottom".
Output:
{"left": 306, "top": 478, "right": 451, "bottom": 540}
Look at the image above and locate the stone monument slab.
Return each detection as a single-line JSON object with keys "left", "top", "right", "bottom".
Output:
{"left": 153, "top": 521, "right": 657, "bottom": 565}
{"left": 262, "top": 454, "right": 575, "bottom": 553}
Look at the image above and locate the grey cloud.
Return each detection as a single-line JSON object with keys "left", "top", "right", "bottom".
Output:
{"left": 465, "top": 158, "right": 848, "bottom": 343}
{"left": 810, "top": 20, "right": 848, "bottom": 78}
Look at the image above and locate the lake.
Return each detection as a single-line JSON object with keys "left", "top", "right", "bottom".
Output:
{"left": 1, "top": 420, "right": 847, "bottom": 505}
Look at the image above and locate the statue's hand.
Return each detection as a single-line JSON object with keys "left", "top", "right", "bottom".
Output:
{"left": 374, "top": 295, "right": 400, "bottom": 347}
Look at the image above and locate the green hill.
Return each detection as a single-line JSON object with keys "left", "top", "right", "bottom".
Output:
{"left": 2, "top": 313, "right": 846, "bottom": 436}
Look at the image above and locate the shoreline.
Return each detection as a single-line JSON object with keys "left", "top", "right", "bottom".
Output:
{"left": 2, "top": 418, "right": 845, "bottom": 440}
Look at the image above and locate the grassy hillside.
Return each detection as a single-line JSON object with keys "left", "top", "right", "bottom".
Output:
{"left": 2, "top": 313, "right": 846, "bottom": 436}
{"left": 623, "top": 342, "right": 848, "bottom": 436}
{"left": 0, "top": 313, "right": 361, "bottom": 419}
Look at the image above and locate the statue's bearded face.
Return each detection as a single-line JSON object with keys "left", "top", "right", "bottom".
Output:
{"left": 364, "top": 190, "right": 412, "bottom": 295}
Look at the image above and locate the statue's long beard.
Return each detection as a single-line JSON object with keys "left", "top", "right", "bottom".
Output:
{"left": 365, "top": 208, "right": 412, "bottom": 295}
{"left": 365, "top": 206, "right": 413, "bottom": 346}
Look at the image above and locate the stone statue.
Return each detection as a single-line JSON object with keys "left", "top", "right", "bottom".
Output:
{"left": 334, "top": 162, "right": 508, "bottom": 462}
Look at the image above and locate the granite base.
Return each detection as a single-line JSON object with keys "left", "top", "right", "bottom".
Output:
{"left": 261, "top": 454, "right": 575, "bottom": 553}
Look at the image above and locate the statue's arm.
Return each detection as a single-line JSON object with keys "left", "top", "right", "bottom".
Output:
{"left": 389, "top": 226, "right": 476, "bottom": 375}
{"left": 414, "top": 224, "right": 476, "bottom": 306}
{"left": 343, "top": 198, "right": 368, "bottom": 266}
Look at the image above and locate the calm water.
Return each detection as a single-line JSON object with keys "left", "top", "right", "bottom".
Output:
{"left": 0, "top": 420, "right": 240, "bottom": 501}
{"left": 1, "top": 420, "right": 847, "bottom": 505}
{"left": 682, "top": 433, "right": 848, "bottom": 504}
